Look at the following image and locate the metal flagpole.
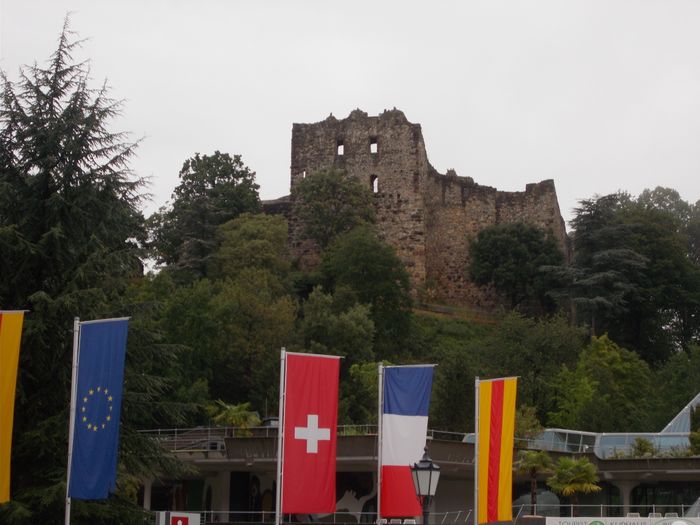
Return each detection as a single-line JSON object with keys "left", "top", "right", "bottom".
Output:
{"left": 376, "top": 363, "right": 384, "bottom": 523}
{"left": 275, "top": 348, "right": 287, "bottom": 525}
{"left": 64, "top": 317, "right": 81, "bottom": 525}
{"left": 473, "top": 377, "right": 479, "bottom": 525}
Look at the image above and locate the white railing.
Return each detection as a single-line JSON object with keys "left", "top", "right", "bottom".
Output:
{"left": 146, "top": 505, "right": 700, "bottom": 525}
{"left": 150, "top": 510, "right": 474, "bottom": 525}
{"left": 141, "top": 425, "right": 693, "bottom": 459}
{"left": 512, "top": 503, "right": 698, "bottom": 518}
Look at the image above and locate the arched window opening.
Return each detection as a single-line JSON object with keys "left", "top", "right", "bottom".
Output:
{"left": 370, "top": 175, "right": 379, "bottom": 193}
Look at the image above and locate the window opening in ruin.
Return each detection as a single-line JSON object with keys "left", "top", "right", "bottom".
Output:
{"left": 337, "top": 140, "right": 344, "bottom": 156}
{"left": 370, "top": 137, "right": 378, "bottom": 154}
{"left": 370, "top": 175, "right": 379, "bottom": 193}
{"left": 302, "top": 170, "right": 306, "bottom": 179}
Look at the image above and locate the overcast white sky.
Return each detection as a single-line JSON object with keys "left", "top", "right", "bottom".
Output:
{"left": 2, "top": 1, "right": 700, "bottom": 225}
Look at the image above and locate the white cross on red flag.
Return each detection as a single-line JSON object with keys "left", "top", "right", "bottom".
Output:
{"left": 279, "top": 351, "right": 340, "bottom": 514}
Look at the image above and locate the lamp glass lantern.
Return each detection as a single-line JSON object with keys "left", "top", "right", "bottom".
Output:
{"left": 411, "top": 447, "right": 441, "bottom": 498}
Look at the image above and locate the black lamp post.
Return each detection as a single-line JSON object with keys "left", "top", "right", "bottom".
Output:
{"left": 411, "top": 447, "right": 441, "bottom": 525}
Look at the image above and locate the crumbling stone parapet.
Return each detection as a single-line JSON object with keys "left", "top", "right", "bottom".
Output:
{"left": 267, "top": 109, "right": 568, "bottom": 308}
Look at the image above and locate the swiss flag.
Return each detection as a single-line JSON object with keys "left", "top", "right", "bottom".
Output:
{"left": 281, "top": 352, "right": 340, "bottom": 514}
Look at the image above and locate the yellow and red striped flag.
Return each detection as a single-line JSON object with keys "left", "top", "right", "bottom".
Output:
{"left": 0, "top": 310, "right": 25, "bottom": 503}
{"left": 475, "top": 377, "right": 517, "bottom": 524}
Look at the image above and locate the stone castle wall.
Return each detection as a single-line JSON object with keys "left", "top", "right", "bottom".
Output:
{"left": 423, "top": 174, "right": 567, "bottom": 306}
{"left": 280, "top": 109, "right": 567, "bottom": 307}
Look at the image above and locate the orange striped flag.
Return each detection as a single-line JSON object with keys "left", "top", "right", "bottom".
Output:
{"left": 0, "top": 311, "right": 25, "bottom": 503}
{"left": 476, "top": 377, "right": 517, "bottom": 524}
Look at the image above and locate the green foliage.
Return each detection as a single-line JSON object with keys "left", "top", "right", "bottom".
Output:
{"left": 516, "top": 450, "right": 554, "bottom": 476}
{"left": 688, "top": 201, "right": 700, "bottom": 266}
{"left": 4, "top": 20, "right": 699, "bottom": 523}
{"left": 205, "top": 401, "right": 261, "bottom": 432}
{"left": 548, "top": 335, "right": 653, "bottom": 432}
{"left": 477, "top": 313, "right": 587, "bottom": 421}
{"left": 148, "top": 151, "right": 260, "bottom": 282}
{"left": 516, "top": 450, "right": 554, "bottom": 513}
{"left": 300, "top": 286, "right": 375, "bottom": 366}
{"left": 0, "top": 20, "right": 191, "bottom": 524}
{"left": 469, "top": 222, "right": 564, "bottom": 311}
{"left": 292, "top": 168, "right": 374, "bottom": 248}
{"left": 321, "top": 226, "right": 412, "bottom": 359}
{"left": 692, "top": 405, "right": 700, "bottom": 432}
{"left": 515, "top": 405, "right": 544, "bottom": 443}
{"left": 549, "top": 190, "right": 700, "bottom": 362}
{"left": 547, "top": 456, "right": 601, "bottom": 513}
{"left": 548, "top": 194, "right": 648, "bottom": 337}
{"left": 689, "top": 432, "right": 700, "bottom": 455}
{"left": 161, "top": 271, "right": 295, "bottom": 414}
{"left": 689, "top": 405, "right": 700, "bottom": 455}
{"left": 298, "top": 287, "right": 377, "bottom": 425}
{"left": 546, "top": 365, "right": 597, "bottom": 430}
{"left": 341, "top": 362, "right": 381, "bottom": 425}
{"left": 212, "top": 213, "right": 290, "bottom": 283}
{"left": 628, "top": 437, "right": 658, "bottom": 458}
{"left": 412, "top": 315, "right": 488, "bottom": 432}
{"left": 650, "top": 345, "right": 700, "bottom": 429}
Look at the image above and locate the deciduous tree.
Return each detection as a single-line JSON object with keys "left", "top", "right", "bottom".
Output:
{"left": 292, "top": 168, "right": 374, "bottom": 248}
{"left": 469, "top": 222, "right": 564, "bottom": 312}
{"left": 148, "top": 152, "right": 260, "bottom": 282}
{"left": 321, "top": 226, "right": 412, "bottom": 359}
{"left": 547, "top": 335, "right": 653, "bottom": 432}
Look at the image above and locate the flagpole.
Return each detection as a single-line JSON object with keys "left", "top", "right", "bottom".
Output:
{"left": 275, "top": 348, "right": 287, "bottom": 525}
{"left": 65, "top": 317, "right": 81, "bottom": 525}
{"left": 473, "top": 376, "right": 479, "bottom": 525}
{"left": 376, "top": 363, "right": 384, "bottom": 523}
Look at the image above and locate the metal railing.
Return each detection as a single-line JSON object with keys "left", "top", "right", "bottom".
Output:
{"left": 149, "top": 510, "right": 474, "bottom": 525}
{"left": 141, "top": 425, "right": 693, "bottom": 458}
{"left": 511, "top": 503, "right": 699, "bottom": 518}
{"left": 146, "top": 505, "right": 700, "bottom": 525}
{"left": 140, "top": 425, "right": 474, "bottom": 452}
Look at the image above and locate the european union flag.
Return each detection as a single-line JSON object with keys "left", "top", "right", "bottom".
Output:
{"left": 68, "top": 318, "right": 129, "bottom": 500}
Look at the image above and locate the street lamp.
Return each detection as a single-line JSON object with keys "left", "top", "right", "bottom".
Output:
{"left": 411, "top": 447, "right": 441, "bottom": 525}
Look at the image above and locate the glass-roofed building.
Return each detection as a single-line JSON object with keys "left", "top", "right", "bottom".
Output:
{"left": 140, "top": 394, "right": 700, "bottom": 522}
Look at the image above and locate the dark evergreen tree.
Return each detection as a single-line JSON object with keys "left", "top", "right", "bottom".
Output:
{"left": 551, "top": 192, "right": 700, "bottom": 361}
{"left": 0, "top": 20, "right": 185, "bottom": 524}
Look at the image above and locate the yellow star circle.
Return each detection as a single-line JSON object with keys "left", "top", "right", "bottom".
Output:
{"left": 80, "top": 386, "right": 114, "bottom": 433}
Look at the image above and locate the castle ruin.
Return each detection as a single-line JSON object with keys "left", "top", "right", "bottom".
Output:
{"left": 267, "top": 108, "right": 568, "bottom": 309}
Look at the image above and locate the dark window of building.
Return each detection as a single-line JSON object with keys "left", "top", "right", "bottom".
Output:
{"left": 370, "top": 175, "right": 379, "bottom": 193}
{"left": 370, "top": 137, "right": 378, "bottom": 154}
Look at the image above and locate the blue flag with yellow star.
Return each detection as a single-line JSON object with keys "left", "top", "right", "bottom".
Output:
{"left": 68, "top": 318, "right": 129, "bottom": 500}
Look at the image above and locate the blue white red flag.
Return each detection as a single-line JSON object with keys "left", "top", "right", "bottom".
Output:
{"left": 68, "top": 318, "right": 129, "bottom": 500}
{"left": 379, "top": 365, "right": 435, "bottom": 517}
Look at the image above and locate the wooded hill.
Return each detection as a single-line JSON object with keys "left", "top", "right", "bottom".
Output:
{"left": 1, "top": 24, "right": 699, "bottom": 525}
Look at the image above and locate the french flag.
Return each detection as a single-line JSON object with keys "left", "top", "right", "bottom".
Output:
{"left": 379, "top": 365, "right": 435, "bottom": 518}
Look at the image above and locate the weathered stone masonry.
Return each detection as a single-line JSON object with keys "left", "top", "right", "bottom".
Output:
{"left": 266, "top": 108, "right": 568, "bottom": 308}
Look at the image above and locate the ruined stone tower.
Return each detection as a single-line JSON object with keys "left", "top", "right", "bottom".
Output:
{"left": 276, "top": 108, "right": 567, "bottom": 308}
